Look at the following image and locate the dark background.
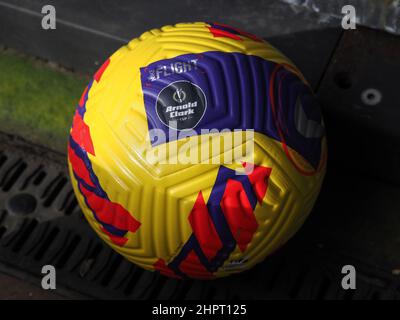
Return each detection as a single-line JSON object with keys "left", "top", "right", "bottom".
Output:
{"left": 0, "top": 0, "right": 399, "bottom": 299}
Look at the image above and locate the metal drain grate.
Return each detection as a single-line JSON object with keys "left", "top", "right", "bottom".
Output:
{"left": 0, "top": 132, "right": 399, "bottom": 300}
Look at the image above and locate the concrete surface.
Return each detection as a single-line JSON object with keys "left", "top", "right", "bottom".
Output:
{"left": 0, "top": 272, "right": 65, "bottom": 300}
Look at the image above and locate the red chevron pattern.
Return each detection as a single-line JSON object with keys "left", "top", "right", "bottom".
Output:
{"left": 154, "top": 163, "right": 271, "bottom": 279}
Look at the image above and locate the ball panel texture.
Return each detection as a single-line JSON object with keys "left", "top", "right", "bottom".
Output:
{"left": 68, "top": 22, "right": 327, "bottom": 279}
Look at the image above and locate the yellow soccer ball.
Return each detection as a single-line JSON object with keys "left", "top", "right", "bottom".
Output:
{"left": 68, "top": 22, "right": 327, "bottom": 279}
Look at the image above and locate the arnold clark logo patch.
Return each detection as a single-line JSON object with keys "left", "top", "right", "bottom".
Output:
{"left": 156, "top": 80, "right": 207, "bottom": 130}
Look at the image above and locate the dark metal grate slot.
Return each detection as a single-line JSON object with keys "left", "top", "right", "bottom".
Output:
{"left": 65, "top": 198, "right": 78, "bottom": 215}
{"left": 22, "top": 223, "right": 52, "bottom": 257}
{"left": 77, "top": 243, "right": 103, "bottom": 278}
{"left": 0, "top": 210, "right": 6, "bottom": 225}
{"left": 0, "top": 154, "right": 7, "bottom": 168}
{"left": 264, "top": 258, "right": 286, "bottom": 290}
{"left": 55, "top": 235, "right": 81, "bottom": 268}
{"left": 148, "top": 276, "right": 167, "bottom": 299}
{"left": 61, "top": 191, "right": 78, "bottom": 216}
{"left": 109, "top": 261, "right": 134, "bottom": 290}
{"left": 42, "top": 176, "right": 68, "bottom": 207}
{"left": 174, "top": 280, "right": 193, "bottom": 300}
{"left": 88, "top": 243, "right": 103, "bottom": 261}
{"left": 289, "top": 269, "right": 309, "bottom": 299}
{"left": 12, "top": 219, "right": 38, "bottom": 252}
{"left": 34, "top": 227, "right": 60, "bottom": 261}
{"left": 33, "top": 170, "right": 46, "bottom": 186}
{"left": 1, "top": 160, "right": 27, "bottom": 191}
{"left": 316, "top": 277, "right": 331, "bottom": 299}
{"left": 205, "top": 287, "right": 216, "bottom": 300}
{"left": 21, "top": 165, "right": 44, "bottom": 190}
{"left": 0, "top": 226, "right": 6, "bottom": 239}
{"left": 123, "top": 268, "right": 144, "bottom": 295}
{"left": 101, "top": 255, "right": 123, "bottom": 286}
